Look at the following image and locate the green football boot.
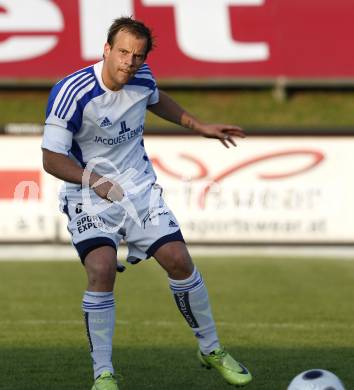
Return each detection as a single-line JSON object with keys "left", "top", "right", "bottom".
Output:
{"left": 91, "top": 371, "right": 119, "bottom": 390}
{"left": 198, "top": 347, "right": 252, "bottom": 387}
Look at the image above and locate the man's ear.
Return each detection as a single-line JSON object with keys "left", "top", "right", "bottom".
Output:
{"left": 103, "top": 42, "right": 111, "bottom": 58}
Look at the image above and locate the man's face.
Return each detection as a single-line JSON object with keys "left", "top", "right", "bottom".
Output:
{"left": 102, "top": 29, "right": 147, "bottom": 91}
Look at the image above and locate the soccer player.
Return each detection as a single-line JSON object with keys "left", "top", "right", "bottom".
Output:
{"left": 42, "top": 17, "right": 252, "bottom": 389}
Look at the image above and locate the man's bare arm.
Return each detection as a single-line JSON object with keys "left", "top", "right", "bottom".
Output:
{"left": 148, "top": 90, "right": 203, "bottom": 131}
{"left": 42, "top": 148, "right": 88, "bottom": 184}
{"left": 148, "top": 90, "right": 245, "bottom": 148}
{"left": 42, "top": 149, "right": 123, "bottom": 201}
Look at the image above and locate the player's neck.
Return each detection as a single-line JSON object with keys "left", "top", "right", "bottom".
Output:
{"left": 101, "top": 66, "right": 124, "bottom": 91}
{"left": 102, "top": 76, "right": 123, "bottom": 92}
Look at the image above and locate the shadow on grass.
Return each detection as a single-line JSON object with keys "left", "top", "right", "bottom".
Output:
{"left": 0, "top": 346, "right": 351, "bottom": 390}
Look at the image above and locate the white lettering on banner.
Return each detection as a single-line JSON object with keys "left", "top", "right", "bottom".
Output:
{"left": 14, "top": 181, "right": 40, "bottom": 201}
{"left": 142, "top": 0, "right": 269, "bottom": 62}
{"left": 0, "top": 37, "right": 59, "bottom": 63}
{"left": 79, "top": 0, "right": 133, "bottom": 61}
{"left": 0, "top": 0, "right": 63, "bottom": 62}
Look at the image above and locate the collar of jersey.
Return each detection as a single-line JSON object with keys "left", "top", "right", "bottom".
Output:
{"left": 94, "top": 60, "right": 123, "bottom": 94}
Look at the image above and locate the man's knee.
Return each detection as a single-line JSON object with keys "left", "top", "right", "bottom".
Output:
{"left": 85, "top": 246, "right": 117, "bottom": 289}
{"left": 154, "top": 241, "right": 194, "bottom": 279}
{"left": 169, "top": 251, "right": 193, "bottom": 275}
{"left": 88, "top": 260, "right": 115, "bottom": 279}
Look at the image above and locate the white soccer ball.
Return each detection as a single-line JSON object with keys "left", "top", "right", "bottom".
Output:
{"left": 287, "top": 369, "right": 345, "bottom": 390}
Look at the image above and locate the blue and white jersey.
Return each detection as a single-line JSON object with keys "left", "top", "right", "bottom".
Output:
{"left": 42, "top": 60, "right": 159, "bottom": 194}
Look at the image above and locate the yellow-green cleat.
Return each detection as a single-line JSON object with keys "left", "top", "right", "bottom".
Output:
{"left": 198, "top": 347, "right": 252, "bottom": 387}
{"left": 91, "top": 371, "right": 119, "bottom": 390}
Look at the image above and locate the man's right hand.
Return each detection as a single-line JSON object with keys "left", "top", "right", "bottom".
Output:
{"left": 88, "top": 173, "right": 124, "bottom": 202}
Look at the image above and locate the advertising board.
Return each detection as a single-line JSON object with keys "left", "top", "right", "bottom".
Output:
{"left": 0, "top": 135, "right": 352, "bottom": 244}
{"left": 0, "top": 0, "right": 353, "bottom": 80}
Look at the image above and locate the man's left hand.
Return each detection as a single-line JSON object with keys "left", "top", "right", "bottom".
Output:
{"left": 197, "top": 124, "right": 245, "bottom": 148}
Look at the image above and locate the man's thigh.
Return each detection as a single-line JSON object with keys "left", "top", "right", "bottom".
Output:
{"left": 153, "top": 241, "right": 194, "bottom": 279}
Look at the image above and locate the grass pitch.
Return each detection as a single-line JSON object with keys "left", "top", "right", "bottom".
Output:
{"left": 0, "top": 256, "right": 353, "bottom": 389}
{"left": 2, "top": 90, "right": 354, "bottom": 129}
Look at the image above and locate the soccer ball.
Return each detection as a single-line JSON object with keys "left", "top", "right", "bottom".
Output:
{"left": 287, "top": 369, "right": 345, "bottom": 390}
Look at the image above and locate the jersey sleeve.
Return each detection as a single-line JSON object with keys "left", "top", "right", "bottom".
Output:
{"left": 41, "top": 124, "right": 73, "bottom": 155}
{"left": 148, "top": 85, "right": 159, "bottom": 106}
{"left": 42, "top": 69, "right": 98, "bottom": 155}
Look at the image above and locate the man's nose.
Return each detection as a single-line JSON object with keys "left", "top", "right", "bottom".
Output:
{"left": 125, "top": 53, "right": 134, "bottom": 66}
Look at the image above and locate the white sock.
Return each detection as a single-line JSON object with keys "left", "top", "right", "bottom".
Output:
{"left": 82, "top": 291, "right": 115, "bottom": 379}
{"left": 169, "top": 267, "right": 220, "bottom": 355}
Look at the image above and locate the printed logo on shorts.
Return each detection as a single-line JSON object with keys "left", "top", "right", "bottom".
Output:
{"left": 142, "top": 208, "right": 169, "bottom": 229}
{"left": 75, "top": 203, "right": 83, "bottom": 214}
{"left": 169, "top": 219, "right": 178, "bottom": 228}
{"left": 77, "top": 215, "right": 105, "bottom": 233}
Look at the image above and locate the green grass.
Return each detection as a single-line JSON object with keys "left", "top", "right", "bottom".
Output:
{"left": 0, "top": 256, "right": 353, "bottom": 389}
{"left": 2, "top": 90, "right": 354, "bottom": 129}
{"left": 147, "top": 90, "right": 354, "bottom": 129}
{"left": 0, "top": 91, "right": 49, "bottom": 124}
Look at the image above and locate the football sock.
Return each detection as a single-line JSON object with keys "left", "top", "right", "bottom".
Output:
{"left": 82, "top": 291, "right": 115, "bottom": 379}
{"left": 169, "top": 267, "right": 220, "bottom": 355}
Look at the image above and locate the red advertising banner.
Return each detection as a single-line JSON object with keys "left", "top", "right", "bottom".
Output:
{"left": 0, "top": 0, "right": 353, "bottom": 80}
{"left": 0, "top": 170, "right": 41, "bottom": 199}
